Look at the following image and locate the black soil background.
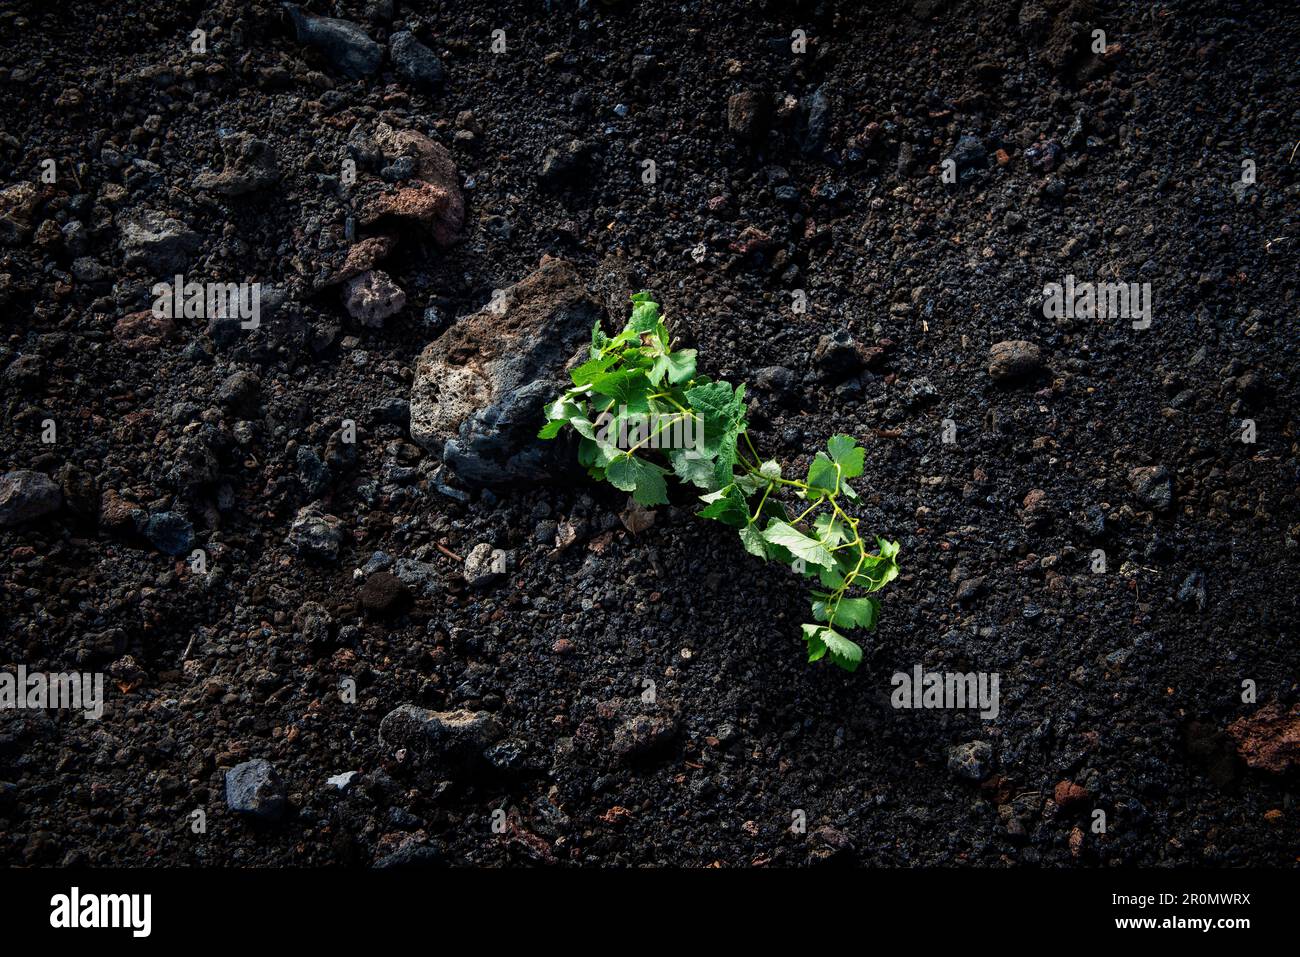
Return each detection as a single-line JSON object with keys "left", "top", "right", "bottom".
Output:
{"left": 1, "top": 0, "right": 1298, "bottom": 867}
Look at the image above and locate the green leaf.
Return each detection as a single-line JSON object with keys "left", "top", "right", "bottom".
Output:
{"left": 801, "top": 624, "right": 861, "bottom": 671}
{"left": 855, "top": 538, "right": 901, "bottom": 592}
{"left": 801, "top": 624, "right": 828, "bottom": 663}
{"left": 811, "top": 596, "right": 878, "bottom": 631}
{"left": 538, "top": 418, "right": 567, "bottom": 439}
{"left": 738, "top": 523, "right": 769, "bottom": 559}
{"left": 698, "top": 484, "right": 750, "bottom": 528}
{"left": 685, "top": 380, "right": 746, "bottom": 456}
{"left": 606, "top": 455, "right": 669, "bottom": 506}
{"left": 817, "top": 565, "right": 846, "bottom": 589}
{"left": 806, "top": 452, "right": 839, "bottom": 497}
{"left": 571, "top": 353, "right": 620, "bottom": 386}
{"left": 669, "top": 448, "right": 716, "bottom": 489}
{"left": 826, "top": 434, "right": 865, "bottom": 479}
{"left": 588, "top": 369, "right": 652, "bottom": 413}
{"left": 652, "top": 349, "right": 696, "bottom": 386}
{"left": 820, "top": 628, "right": 863, "bottom": 672}
{"left": 813, "top": 513, "right": 848, "bottom": 548}
{"left": 630, "top": 296, "right": 661, "bottom": 332}
{"left": 762, "top": 520, "right": 835, "bottom": 568}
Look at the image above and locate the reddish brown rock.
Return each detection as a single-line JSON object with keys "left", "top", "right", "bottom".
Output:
{"left": 114, "top": 310, "right": 176, "bottom": 352}
{"left": 1053, "top": 779, "right": 1090, "bottom": 811}
{"left": 1227, "top": 703, "right": 1300, "bottom": 773}
{"left": 328, "top": 234, "right": 397, "bottom": 285}
{"left": 359, "top": 123, "right": 464, "bottom": 247}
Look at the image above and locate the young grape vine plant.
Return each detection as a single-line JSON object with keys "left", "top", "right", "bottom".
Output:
{"left": 539, "top": 292, "right": 900, "bottom": 672}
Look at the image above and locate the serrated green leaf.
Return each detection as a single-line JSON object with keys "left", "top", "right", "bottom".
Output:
{"left": 669, "top": 448, "right": 716, "bottom": 489}
{"left": 630, "top": 296, "right": 661, "bottom": 332}
{"left": 813, "top": 513, "right": 847, "bottom": 548}
{"left": 801, "top": 623, "right": 828, "bottom": 662}
{"left": 657, "top": 349, "right": 696, "bottom": 385}
{"left": 762, "top": 520, "right": 834, "bottom": 568}
{"left": 807, "top": 452, "right": 839, "bottom": 496}
{"left": 738, "top": 523, "right": 769, "bottom": 559}
{"left": 588, "top": 369, "right": 652, "bottom": 413}
{"left": 538, "top": 418, "right": 567, "bottom": 439}
{"left": 571, "top": 353, "right": 621, "bottom": 386}
{"left": 606, "top": 455, "right": 669, "bottom": 506}
{"left": 698, "top": 484, "right": 749, "bottom": 528}
{"left": 819, "top": 627, "right": 863, "bottom": 671}
{"left": 812, "top": 596, "right": 878, "bottom": 631}
{"left": 826, "top": 434, "right": 865, "bottom": 479}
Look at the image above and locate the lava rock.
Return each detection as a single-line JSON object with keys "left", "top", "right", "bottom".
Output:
{"left": 463, "top": 542, "right": 506, "bottom": 588}
{"left": 948, "top": 134, "right": 987, "bottom": 173}
{"left": 359, "top": 124, "right": 464, "bottom": 248}
{"left": 802, "top": 85, "right": 832, "bottom": 154}
{"left": 378, "top": 704, "right": 502, "bottom": 772}
{"left": 1177, "top": 569, "right": 1206, "bottom": 611}
{"left": 0, "top": 470, "right": 62, "bottom": 527}
{"left": 988, "top": 339, "right": 1042, "bottom": 382}
{"left": 813, "top": 328, "right": 870, "bottom": 381}
{"left": 283, "top": 3, "right": 383, "bottom": 78}
{"left": 344, "top": 269, "right": 406, "bottom": 327}
{"left": 538, "top": 138, "right": 590, "bottom": 187}
{"left": 409, "top": 257, "right": 601, "bottom": 486}
{"left": 1128, "top": 465, "right": 1173, "bottom": 511}
{"left": 288, "top": 504, "right": 344, "bottom": 561}
{"left": 293, "top": 601, "right": 333, "bottom": 644}
{"left": 194, "top": 135, "right": 279, "bottom": 196}
{"left": 389, "top": 31, "right": 444, "bottom": 89}
{"left": 947, "top": 740, "right": 993, "bottom": 781}
{"left": 0, "top": 182, "right": 40, "bottom": 244}
{"left": 114, "top": 310, "right": 176, "bottom": 352}
{"left": 359, "top": 570, "right": 411, "bottom": 616}
{"left": 727, "top": 90, "right": 768, "bottom": 142}
{"left": 145, "top": 511, "right": 194, "bottom": 556}
{"left": 225, "top": 759, "right": 287, "bottom": 822}
{"left": 215, "top": 369, "right": 261, "bottom": 413}
{"left": 612, "top": 714, "right": 678, "bottom": 762}
{"left": 119, "top": 209, "right": 201, "bottom": 272}
{"left": 1227, "top": 703, "right": 1300, "bottom": 773}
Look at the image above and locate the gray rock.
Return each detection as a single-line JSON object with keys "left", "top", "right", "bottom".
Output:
{"left": 389, "top": 31, "right": 444, "bottom": 89}
{"left": 409, "top": 257, "right": 601, "bottom": 486}
{"left": 0, "top": 182, "right": 39, "bottom": 245}
{"left": 538, "top": 139, "right": 589, "bottom": 187}
{"left": 145, "top": 510, "right": 193, "bottom": 556}
{"left": 119, "top": 209, "right": 201, "bottom": 273}
{"left": 947, "top": 740, "right": 993, "bottom": 781}
{"left": 988, "top": 339, "right": 1042, "bottom": 382}
{"left": 802, "top": 85, "right": 832, "bottom": 154}
{"left": 0, "top": 470, "right": 62, "bottom": 527}
{"left": 727, "top": 90, "right": 768, "bottom": 142}
{"left": 813, "top": 328, "right": 869, "bottom": 380}
{"left": 612, "top": 714, "right": 678, "bottom": 761}
{"left": 283, "top": 3, "right": 383, "bottom": 78}
{"left": 948, "top": 134, "right": 987, "bottom": 173}
{"left": 343, "top": 269, "right": 406, "bottom": 327}
{"left": 379, "top": 704, "right": 502, "bottom": 772}
{"left": 463, "top": 542, "right": 506, "bottom": 588}
{"left": 293, "top": 601, "right": 333, "bottom": 644}
{"left": 1128, "top": 465, "right": 1173, "bottom": 511}
{"left": 1177, "top": 569, "right": 1207, "bottom": 611}
{"left": 392, "top": 558, "right": 440, "bottom": 598}
{"left": 225, "top": 758, "right": 287, "bottom": 822}
{"left": 193, "top": 136, "right": 279, "bottom": 196}
{"left": 288, "top": 504, "right": 344, "bottom": 561}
